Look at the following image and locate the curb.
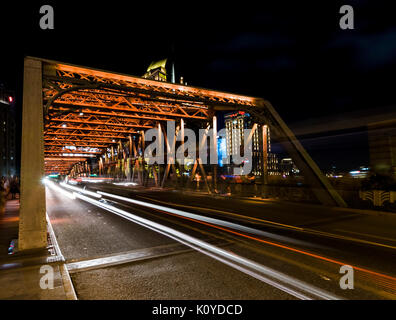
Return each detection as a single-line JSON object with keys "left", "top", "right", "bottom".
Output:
{"left": 46, "top": 213, "right": 78, "bottom": 300}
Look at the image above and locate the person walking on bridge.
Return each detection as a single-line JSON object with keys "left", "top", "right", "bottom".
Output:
{"left": 9, "top": 177, "right": 19, "bottom": 200}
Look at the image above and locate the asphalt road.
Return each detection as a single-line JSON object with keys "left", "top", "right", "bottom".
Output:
{"left": 46, "top": 181, "right": 396, "bottom": 300}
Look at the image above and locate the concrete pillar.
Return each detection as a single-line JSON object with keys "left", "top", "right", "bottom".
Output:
{"left": 18, "top": 58, "right": 47, "bottom": 251}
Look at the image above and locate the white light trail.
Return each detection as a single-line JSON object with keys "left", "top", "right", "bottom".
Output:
{"left": 112, "top": 182, "right": 138, "bottom": 186}
{"left": 44, "top": 179, "right": 76, "bottom": 200}
{"left": 72, "top": 191, "right": 340, "bottom": 300}
{"left": 60, "top": 182, "right": 102, "bottom": 198}
{"left": 97, "top": 191, "right": 315, "bottom": 248}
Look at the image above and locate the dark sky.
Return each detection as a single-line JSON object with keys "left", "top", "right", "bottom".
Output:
{"left": 1, "top": 1, "right": 396, "bottom": 172}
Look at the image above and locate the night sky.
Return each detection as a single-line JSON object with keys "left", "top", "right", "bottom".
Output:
{"left": 1, "top": 1, "right": 396, "bottom": 172}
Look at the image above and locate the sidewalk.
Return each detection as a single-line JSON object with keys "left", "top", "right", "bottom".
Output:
{"left": 0, "top": 200, "right": 74, "bottom": 300}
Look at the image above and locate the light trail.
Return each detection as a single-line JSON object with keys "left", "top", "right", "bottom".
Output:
{"left": 112, "top": 182, "right": 138, "bottom": 186}
{"left": 135, "top": 194, "right": 303, "bottom": 231}
{"left": 60, "top": 182, "right": 102, "bottom": 198}
{"left": 69, "top": 191, "right": 341, "bottom": 300}
{"left": 97, "top": 190, "right": 396, "bottom": 287}
{"left": 164, "top": 209, "right": 396, "bottom": 283}
{"left": 97, "top": 191, "right": 317, "bottom": 249}
{"left": 47, "top": 181, "right": 396, "bottom": 297}
{"left": 44, "top": 179, "right": 76, "bottom": 199}
{"left": 81, "top": 177, "right": 113, "bottom": 183}
{"left": 134, "top": 193, "right": 396, "bottom": 250}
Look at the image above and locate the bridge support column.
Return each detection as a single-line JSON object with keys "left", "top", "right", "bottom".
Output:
{"left": 180, "top": 119, "right": 185, "bottom": 186}
{"left": 261, "top": 125, "right": 268, "bottom": 197}
{"left": 18, "top": 58, "right": 47, "bottom": 251}
{"left": 140, "top": 131, "right": 146, "bottom": 185}
{"left": 161, "top": 123, "right": 177, "bottom": 188}
{"left": 129, "top": 136, "right": 134, "bottom": 181}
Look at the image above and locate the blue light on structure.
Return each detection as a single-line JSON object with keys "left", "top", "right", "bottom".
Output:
{"left": 218, "top": 137, "right": 227, "bottom": 167}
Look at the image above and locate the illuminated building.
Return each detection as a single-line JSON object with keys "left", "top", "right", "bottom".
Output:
{"left": 0, "top": 87, "right": 16, "bottom": 177}
{"left": 279, "top": 158, "right": 299, "bottom": 176}
{"left": 268, "top": 153, "right": 280, "bottom": 176}
{"left": 143, "top": 58, "right": 168, "bottom": 82}
{"left": 224, "top": 111, "right": 270, "bottom": 176}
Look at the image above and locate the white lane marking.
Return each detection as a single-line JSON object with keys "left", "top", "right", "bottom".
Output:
{"left": 72, "top": 191, "right": 341, "bottom": 300}
{"left": 320, "top": 275, "right": 331, "bottom": 281}
{"left": 66, "top": 244, "right": 193, "bottom": 273}
{"left": 334, "top": 229, "right": 396, "bottom": 243}
{"left": 297, "top": 214, "right": 360, "bottom": 227}
{"left": 302, "top": 228, "right": 396, "bottom": 250}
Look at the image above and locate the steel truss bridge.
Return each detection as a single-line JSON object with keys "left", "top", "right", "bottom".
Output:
{"left": 18, "top": 57, "right": 346, "bottom": 251}
{"left": 42, "top": 61, "right": 252, "bottom": 178}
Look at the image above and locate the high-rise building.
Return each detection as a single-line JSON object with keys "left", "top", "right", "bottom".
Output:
{"left": 268, "top": 153, "right": 280, "bottom": 176}
{"left": 142, "top": 59, "right": 168, "bottom": 82}
{"left": 0, "top": 88, "right": 16, "bottom": 177}
{"left": 224, "top": 111, "right": 271, "bottom": 176}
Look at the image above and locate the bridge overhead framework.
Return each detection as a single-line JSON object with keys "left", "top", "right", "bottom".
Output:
{"left": 19, "top": 56, "right": 346, "bottom": 251}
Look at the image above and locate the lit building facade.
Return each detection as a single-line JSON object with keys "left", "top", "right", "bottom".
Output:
{"left": 268, "top": 153, "right": 280, "bottom": 176}
{"left": 224, "top": 111, "right": 270, "bottom": 176}
{"left": 223, "top": 111, "right": 302, "bottom": 177}
{"left": 0, "top": 90, "right": 17, "bottom": 177}
{"left": 142, "top": 59, "right": 168, "bottom": 82}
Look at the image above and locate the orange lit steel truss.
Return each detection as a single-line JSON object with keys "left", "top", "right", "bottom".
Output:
{"left": 19, "top": 56, "right": 347, "bottom": 254}
{"left": 42, "top": 59, "right": 258, "bottom": 175}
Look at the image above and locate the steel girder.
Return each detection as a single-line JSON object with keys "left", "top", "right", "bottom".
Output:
{"left": 37, "top": 57, "right": 345, "bottom": 207}
{"left": 221, "top": 100, "right": 347, "bottom": 207}
{"left": 41, "top": 60, "right": 257, "bottom": 175}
